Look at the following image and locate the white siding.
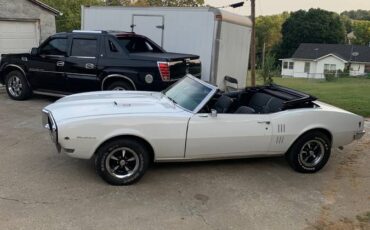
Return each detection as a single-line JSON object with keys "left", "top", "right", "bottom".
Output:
{"left": 282, "top": 55, "right": 347, "bottom": 79}
{"left": 350, "top": 63, "right": 366, "bottom": 76}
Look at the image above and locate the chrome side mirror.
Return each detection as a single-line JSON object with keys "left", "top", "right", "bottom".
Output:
{"left": 211, "top": 109, "right": 217, "bottom": 117}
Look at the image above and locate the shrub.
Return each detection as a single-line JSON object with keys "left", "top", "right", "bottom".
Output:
{"left": 324, "top": 70, "right": 337, "bottom": 81}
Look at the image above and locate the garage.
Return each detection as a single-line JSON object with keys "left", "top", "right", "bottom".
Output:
{"left": 0, "top": 20, "right": 40, "bottom": 55}
{"left": 0, "top": 0, "right": 61, "bottom": 56}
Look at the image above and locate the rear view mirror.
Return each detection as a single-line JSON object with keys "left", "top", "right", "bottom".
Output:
{"left": 30, "top": 47, "right": 38, "bottom": 56}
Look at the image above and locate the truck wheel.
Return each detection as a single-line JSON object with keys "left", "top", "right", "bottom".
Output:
{"left": 107, "top": 81, "right": 134, "bottom": 91}
{"left": 95, "top": 138, "right": 150, "bottom": 185}
{"left": 4, "top": 70, "right": 32, "bottom": 100}
{"left": 286, "top": 131, "right": 331, "bottom": 173}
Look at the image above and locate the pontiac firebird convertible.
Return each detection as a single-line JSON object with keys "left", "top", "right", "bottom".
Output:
{"left": 42, "top": 75, "right": 365, "bottom": 185}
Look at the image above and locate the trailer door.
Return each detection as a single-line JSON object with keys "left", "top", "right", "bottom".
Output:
{"left": 131, "top": 15, "right": 164, "bottom": 47}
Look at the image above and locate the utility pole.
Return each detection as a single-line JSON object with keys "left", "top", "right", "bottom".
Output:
{"left": 250, "top": 0, "right": 256, "bottom": 86}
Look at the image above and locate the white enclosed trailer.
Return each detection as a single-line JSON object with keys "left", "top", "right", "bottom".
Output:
{"left": 81, "top": 6, "right": 252, "bottom": 89}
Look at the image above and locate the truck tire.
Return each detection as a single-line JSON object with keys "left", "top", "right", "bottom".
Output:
{"left": 95, "top": 138, "right": 150, "bottom": 185}
{"left": 286, "top": 131, "right": 331, "bottom": 173}
{"left": 107, "top": 80, "right": 134, "bottom": 91}
{"left": 4, "top": 70, "right": 32, "bottom": 100}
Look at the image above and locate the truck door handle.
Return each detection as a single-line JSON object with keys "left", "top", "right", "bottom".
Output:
{"left": 85, "top": 63, "right": 95, "bottom": 69}
{"left": 258, "top": 121, "right": 271, "bottom": 125}
{"left": 56, "top": 61, "right": 64, "bottom": 67}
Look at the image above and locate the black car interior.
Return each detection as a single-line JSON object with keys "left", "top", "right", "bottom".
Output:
{"left": 202, "top": 84, "right": 317, "bottom": 114}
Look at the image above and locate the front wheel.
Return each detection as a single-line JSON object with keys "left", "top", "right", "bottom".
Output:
{"left": 95, "top": 139, "right": 150, "bottom": 185}
{"left": 5, "top": 70, "right": 32, "bottom": 100}
{"left": 286, "top": 131, "right": 331, "bottom": 173}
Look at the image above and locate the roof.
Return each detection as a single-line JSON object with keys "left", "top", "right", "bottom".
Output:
{"left": 291, "top": 43, "right": 370, "bottom": 63}
{"left": 82, "top": 6, "right": 252, "bottom": 27}
{"left": 28, "top": 0, "right": 62, "bottom": 16}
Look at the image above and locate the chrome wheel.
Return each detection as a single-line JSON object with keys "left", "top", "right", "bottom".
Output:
{"left": 112, "top": 86, "right": 126, "bottom": 91}
{"left": 299, "top": 139, "right": 325, "bottom": 167}
{"left": 7, "top": 75, "right": 23, "bottom": 97}
{"left": 105, "top": 147, "right": 139, "bottom": 179}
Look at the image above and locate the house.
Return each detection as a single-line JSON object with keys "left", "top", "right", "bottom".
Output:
{"left": 0, "top": 0, "right": 61, "bottom": 56}
{"left": 280, "top": 43, "right": 370, "bottom": 78}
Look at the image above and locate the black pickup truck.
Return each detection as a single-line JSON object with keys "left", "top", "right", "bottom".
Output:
{"left": 0, "top": 30, "right": 201, "bottom": 100}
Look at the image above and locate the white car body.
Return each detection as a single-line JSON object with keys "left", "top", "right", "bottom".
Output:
{"left": 42, "top": 75, "right": 365, "bottom": 163}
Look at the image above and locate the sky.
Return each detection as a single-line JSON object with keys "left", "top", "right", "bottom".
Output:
{"left": 205, "top": 0, "right": 370, "bottom": 16}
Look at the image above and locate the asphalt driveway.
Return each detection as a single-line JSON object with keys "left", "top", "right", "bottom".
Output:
{"left": 0, "top": 88, "right": 369, "bottom": 230}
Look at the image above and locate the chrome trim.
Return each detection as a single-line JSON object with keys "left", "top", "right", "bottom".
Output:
{"left": 188, "top": 59, "right": 201, "bottom": 64}
{"left": 72, "top": 30, "right": 103, "bottom": 33}
{"left": 354, "top": 130, "right": 365, "bottom": 140}
{"left": 40, "top": 54, "right": 64, "bottom": 58}
{"left": 101, "top": 74, "right": 137, "bottom": 90}
{"left": 34, "top": 90, "right": 68, "bottom": 97}
{"left": 4, "top": 64, "right": 26, "bottom": 77}
{"left": 69, "top": 56, "right": 96, "bottom": 59}
{"left": 29, "top": 69, "right": 64, "bottom": 75}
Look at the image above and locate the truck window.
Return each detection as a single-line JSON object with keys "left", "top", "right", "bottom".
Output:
{"left": 71, "top": 38, "right": 97, "bottom": 57}
{"left": 39, "top": 38, "right": 67, "bottom": 56}
{"left": 117, "top": 36, "right": 163, "bottom": 53}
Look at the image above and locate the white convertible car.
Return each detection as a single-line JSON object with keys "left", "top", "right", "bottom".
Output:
{"left": 42, "top": 75, "right": 365, "bottom": 185}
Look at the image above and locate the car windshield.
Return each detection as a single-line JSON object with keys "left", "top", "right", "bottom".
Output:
{"left": 116, "top": 36, "right": 163, "bottom": 53}
{"left": 163, "top": 76, "right": 214, "bottom": 112}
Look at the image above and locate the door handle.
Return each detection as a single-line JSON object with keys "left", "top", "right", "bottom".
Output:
{"left": 257, "top": 121, "right": 271, "bottom": 125}
{"left": 85, "top": 63, "right": 95, "bottom": 69}
{"left": 198, "top": 114, "right": 209, "bottom": 118}
{"left": 56, "top": 61, "right": 64, "bottom": 67}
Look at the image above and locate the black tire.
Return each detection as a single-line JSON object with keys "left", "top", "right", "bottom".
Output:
{"left": 4, "top": 70, "right": 32, "bottom": 100}
{"left": 106, "top": 80, "right": 134, "bottom": 91}
{"left": 286, "top": 131, "right": 331, "bottom": 173}
{"left": 95, "top": 138, "right": 150, "bottom": 185}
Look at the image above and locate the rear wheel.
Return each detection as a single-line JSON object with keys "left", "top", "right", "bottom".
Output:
{"left": 4, "top": 70, "right": 32, "bottom": 100}
{"left": 106, "top": 80, "right": 133, "bottom": 91}
{"left": 286, "top": 131, "right": 331, "bottom": 173}
{"left": 95, "top": 138, "right": 150, "bottom": 185}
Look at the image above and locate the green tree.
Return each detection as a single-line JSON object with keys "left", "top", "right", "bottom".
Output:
{"left": 279, "top": 9, "right": 346, "bottom": 58}
{"left": 259, "top": 52, "right": 276, "bottom": 85}
{"left": 256, "top": 12, "right": 289, "bottom": 54}
{"left": 352, "top": 20, "right": 370, "bottom": 45}
{"left": 341, "top": 10, "right": 370, "bottom": 21}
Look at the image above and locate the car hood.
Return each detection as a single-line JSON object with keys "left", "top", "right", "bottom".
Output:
{"left": 44, "top": 91, "right": 186, "bottom": 122}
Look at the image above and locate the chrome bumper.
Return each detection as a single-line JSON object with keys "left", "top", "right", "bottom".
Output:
{"left": 354, "top": 130, "right": 366, "bottom": 140}
{"left": 42, "top": 109, "right": 60, "bottom": 152}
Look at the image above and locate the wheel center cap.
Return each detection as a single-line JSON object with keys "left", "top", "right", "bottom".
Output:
{"left": 309, "top": 150, "right": 315, "bottom": 155}
{"left": 119, "top": 160, "right": 126, "bottom": 166}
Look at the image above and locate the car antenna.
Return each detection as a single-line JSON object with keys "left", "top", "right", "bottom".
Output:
{"left": 113, "top": 101, "right": 118, "bottom": 106}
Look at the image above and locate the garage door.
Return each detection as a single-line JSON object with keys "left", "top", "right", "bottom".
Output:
{"left": 0, "top": 20, "right": 40, "bottom": 56}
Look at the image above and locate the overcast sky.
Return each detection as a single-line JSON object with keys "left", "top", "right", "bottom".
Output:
{"left": 205, "top": 0, "right": 370, "bottom": 16}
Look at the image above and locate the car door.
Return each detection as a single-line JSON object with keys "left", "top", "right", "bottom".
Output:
{"left": 28, "top": 36, "right": 67, "bottom": 91}
{"left": 64, "top": 35, "right": 100, "bottom": 93}
{"left": 185, "top": 113, "right": 272, "bottom": 159}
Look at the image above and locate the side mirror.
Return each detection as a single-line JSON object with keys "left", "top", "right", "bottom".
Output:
{"left": 30, "top": 47, "right": 38, "bottom": 56}
{"left": 211, "top": 109, "right": 217, "bottom": 117}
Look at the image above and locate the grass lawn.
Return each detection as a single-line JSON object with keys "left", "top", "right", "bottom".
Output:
{"left": 254, "top": 77, "right": 370, "bottom": 117}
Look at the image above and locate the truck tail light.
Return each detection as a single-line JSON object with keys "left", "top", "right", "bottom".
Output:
{"left": 158, "top": 62, "right": 170, "bottom": 81}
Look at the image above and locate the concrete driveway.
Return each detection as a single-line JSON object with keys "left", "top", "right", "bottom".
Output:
{"left": 0, "top": 88, "right": 369, "bottom": 230}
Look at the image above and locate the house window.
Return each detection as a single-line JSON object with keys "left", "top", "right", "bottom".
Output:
{"left": 289, "top": 62, "right": 294, "bottom": 69}
{"left": 304, "top": 62, "right": 310, "bottom": 73}
{"left": 283, "top": 62, "right": 288, "bottom": 69}
{"left": 324, "top": 64, "right": 336, "bottom": 71}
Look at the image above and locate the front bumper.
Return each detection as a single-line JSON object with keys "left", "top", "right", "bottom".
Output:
{"left": 354, "top": 130, "right": 366, "bottom": 140}
{"left": 42, "top": 109, "right": 60, "bottom": 152}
